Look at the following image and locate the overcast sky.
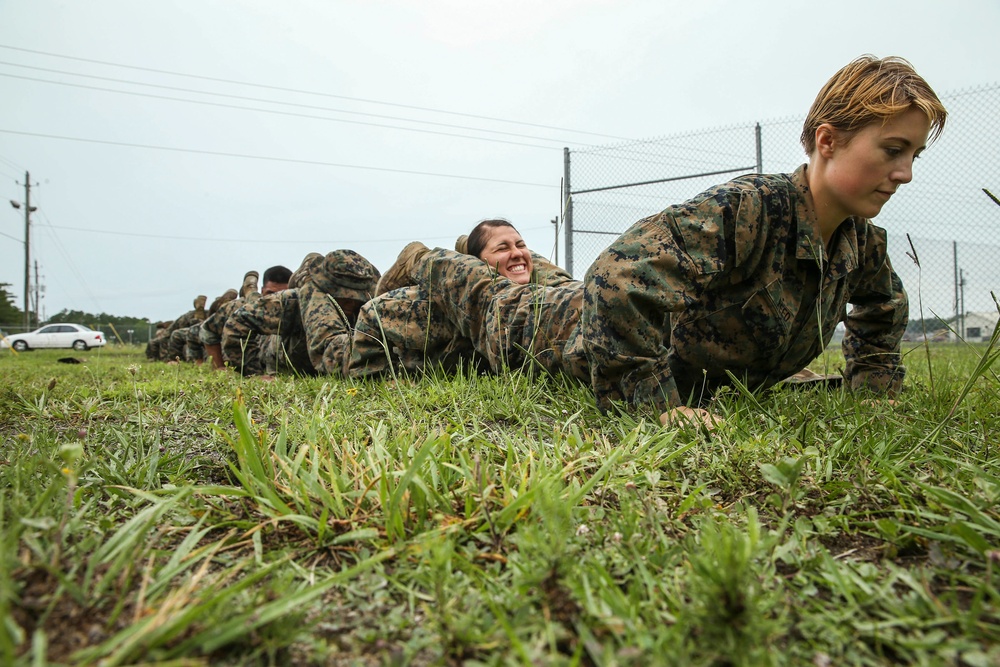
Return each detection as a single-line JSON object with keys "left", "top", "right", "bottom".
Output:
{"left": 1, "top": 0, "right": 999, "bottom": 324}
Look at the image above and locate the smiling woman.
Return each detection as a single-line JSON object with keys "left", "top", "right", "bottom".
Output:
{"left": 330, "top": 55, "right": 948, "bottom": 432}
{"left": 466, "top": 218, "right": 534, "bottom": 284}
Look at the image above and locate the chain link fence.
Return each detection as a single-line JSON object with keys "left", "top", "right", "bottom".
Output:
{"left": 563, "top": 84, "right": 1000, "bottom": 340}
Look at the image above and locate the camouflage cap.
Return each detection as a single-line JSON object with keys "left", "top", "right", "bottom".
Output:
{"left": 313, "top": 249, "right": 381, "bottom": 302}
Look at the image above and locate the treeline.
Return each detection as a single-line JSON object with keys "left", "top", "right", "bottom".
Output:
{"left": 0, "top": 283, "right": 23, "bottom": 329}
{"left": 905, "top": 315, "right": 952, "bottom": 335}
{"left": 47, "top": 309, "right": 154, "bottom": 344}
{"left": 1, "top": 281, "right": 155, "bottom": 343}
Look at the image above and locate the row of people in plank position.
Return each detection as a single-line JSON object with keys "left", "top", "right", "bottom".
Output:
{"left": 150, "top": 55, "right": 948, "bottom": 428}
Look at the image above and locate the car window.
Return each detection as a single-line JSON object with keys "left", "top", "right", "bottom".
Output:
{"left": 38, "top": 325, "right": 59, "bottom": 334}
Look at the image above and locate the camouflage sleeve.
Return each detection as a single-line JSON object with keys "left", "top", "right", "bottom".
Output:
{"left": 531, "top": 252, "right": 577, "bottom": 287}
{"left": 582, "top": 196, "right": 727, "bottom": 413}
{"left": 164, "top": 311, "right": 193, "bottom": 336}
{"left": 221, "top": 303, "right": 264, "bottom": 368}
{"left": 222, "top": 291, "right": 303, "bottom": 365}
{"left": 300, "top": 287, "right": 354, "bottom": 375}
{"left": 199, "top": 307, "right": 228, "bottom": 346}
{"left": 842, "top": 225, "right": 908, "bottom": 396}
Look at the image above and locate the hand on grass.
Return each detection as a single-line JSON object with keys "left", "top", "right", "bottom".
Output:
{"left": 862, "top": 398, "right": 899, "bottom": 408}
{"left": 659, "top": 406, "right": 722, "bottom": 431}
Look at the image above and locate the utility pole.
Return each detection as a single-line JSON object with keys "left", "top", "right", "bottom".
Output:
{"left": 9, "top": 171, "right": 36, "bottom": 332}
{"left": 33, "top": 260, "right": 41, "bottom": 327}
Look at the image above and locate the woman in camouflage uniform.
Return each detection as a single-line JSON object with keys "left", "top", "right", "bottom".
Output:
{"left": 343, "top": 56, "right": 947, "bottom": 427}
{"left": 294, "top": 220, "right": 571, "bottom": 377}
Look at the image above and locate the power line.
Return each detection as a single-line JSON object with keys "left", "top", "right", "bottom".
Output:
{"left": 34, "top": 201, "right": 103, "bottom": 312}
{"left": 0, "top": 72, "right": 572, "bottom": 151}
{"left": 0, "top": 43, "right": 630, "bottom": 141}
{"left": 0, "top": 152, "right": 25, "bottom": 172}
{"left": 0, "top": 60, "right": 595, "bottom": 149}
{"left": 39, "top": 222, "right": 553, "bottom": 245}
{"left": 0, "top": 129, "right": 557, "bottom": 188}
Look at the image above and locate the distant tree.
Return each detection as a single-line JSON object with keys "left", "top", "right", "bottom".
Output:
{"left": 905, "top": 314, "right": 952, "bottom": 335}
{"left": 45, "top": 309, "right": 154, "bottom": 344}
{"left": 0, "top": 282, "right": 24, "bottom": 329}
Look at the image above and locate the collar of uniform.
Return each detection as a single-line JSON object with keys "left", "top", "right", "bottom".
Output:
{"left": 789, "top": 164, "right": 859, "bottom": 276}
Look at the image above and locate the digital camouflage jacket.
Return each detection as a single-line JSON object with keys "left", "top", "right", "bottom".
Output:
{"left": 582, "top": 165, "right": 908, "bottom": 413}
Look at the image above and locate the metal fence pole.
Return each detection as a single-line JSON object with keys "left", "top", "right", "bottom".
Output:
{"left": 755, "top": 123, "right": 763, "bottom": 173}
{"left": 563, "top": 147, "right": 573, "bottom": 277}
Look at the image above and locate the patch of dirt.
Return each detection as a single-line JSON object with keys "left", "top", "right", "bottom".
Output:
{"left": 819, "top": 532, "right": 889, "bottom": 563}
{"left": 11, "top": 564, "right": 133, "bottom": 663}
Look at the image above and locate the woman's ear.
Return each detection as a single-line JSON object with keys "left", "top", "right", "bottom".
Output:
{"left": 815, "top": 123, "right": 836, "bottom": 158}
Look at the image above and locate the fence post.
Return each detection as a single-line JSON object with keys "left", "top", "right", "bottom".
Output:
{"left": 755, "top": 123, "right": 763, "bottom": 173}
{"left": 563, "top": 147, "right": 573, "bottom": 277}
{"left": 952, "top": 241, "right": 959, "bottom": 340}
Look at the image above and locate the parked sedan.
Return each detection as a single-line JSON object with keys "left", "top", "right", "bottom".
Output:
{"left": 1, "top": 323, "right": 107, "bottom": 351}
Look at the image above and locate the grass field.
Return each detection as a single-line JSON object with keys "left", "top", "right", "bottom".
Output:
{"left": 1, "top": 340, "right": 998, "bottom": 666}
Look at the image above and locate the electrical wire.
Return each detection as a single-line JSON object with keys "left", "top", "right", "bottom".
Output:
{"left": 0, "top": 72, "right": 577, "bottom": 151}
{"left": 34, "top": 205, "right": 103, "bottom": 312}
{"left": 0, "top": 43, "right": 630, "bottom": 141}
{"left": 0, "top": 129, "right": 557, "bottom": 188}
{"left": 0, "top": 60, "right": 596, "bottom": 148}
{"left": 39, "top": 222, "right": 553, "bottom": 245}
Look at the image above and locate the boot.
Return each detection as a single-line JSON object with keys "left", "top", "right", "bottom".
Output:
{"left": 375, "top": 241, "right": 430, "bottom": 296}
{"left": 288, "top": 253, "right": 324, "bottom": 289}
{"left": 241, "top": 271, "right": 259, "bottom": 298}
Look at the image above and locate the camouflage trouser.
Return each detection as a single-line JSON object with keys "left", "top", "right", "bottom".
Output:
{"left": 164, "top": 325, "right": 204, "bottom": 362}
{"left": 145, "top": 335, "right": 166, "bottom": 360}
{"left": 165, "top": 327, "right": 190, "bottom": 362}
{"left": 297, "top": 285, "right": 360, "bottom": 376}
{"left": 158, "top": 333, "right": 175, "bottom": 361}
{"left": 346, "top": 284, "right": 483, "bottom": 378}
{"left": 347, "top": 249, "right": 588, "bottom": 381}
{"left": 183, "top": 323, "right": 205, "bottom": 362}
{"left": 222, "top": 290, "right": 314, "bottom": 376}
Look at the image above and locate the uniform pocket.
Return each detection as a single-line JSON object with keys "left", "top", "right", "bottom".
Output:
{"left": 742, "top": 281, "right": 791, "bottom": 352}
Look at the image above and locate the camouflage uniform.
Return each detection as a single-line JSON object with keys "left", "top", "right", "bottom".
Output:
{"left": 166, "top": 325, "right": 192, "bottom": 362}
{"left": 222, "top": 290, "right": 314, "bottom": 376}
{"left": 200, "top": 297, "right": 242, "bottom": 349}
{"left": 582, "top": 165, "right": 907, "bottom": 412}
{"left": 297, "top": 250, "right": 382, "bottom": 375}
{"left": 202, "top": 297, "right": 270, "bottom": 373}
{"left": 346, "top": 251, "right": 586, "bottom": 380}
{"left": 183, "top": 322, "right": 205, "bottom": 362}
{"left": 347, "top": 285, "right": 480, "bottom": 377}
{"left": 158, "top": 296, "right": 207, "bottom": 361}
{"left": 145, "top": 321, "right": 173, "bottom": 360}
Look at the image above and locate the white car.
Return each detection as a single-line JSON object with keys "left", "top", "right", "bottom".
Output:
{"left": 1, "top": 323, "right": 107, "bottom": 352}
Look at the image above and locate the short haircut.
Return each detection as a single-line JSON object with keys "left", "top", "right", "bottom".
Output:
{"left": 262, "top": 265, "right": 292, "bottom": 286}
{"left": 801, "top": 55, "right": 947, "bottom": 155}
{"left": 467, "top": 218, "right": 517, "bottom": 259}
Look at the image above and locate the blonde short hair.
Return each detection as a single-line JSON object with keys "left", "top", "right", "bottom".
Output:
{"left": 801, "top": 55, "right": 947, "bottom": 155}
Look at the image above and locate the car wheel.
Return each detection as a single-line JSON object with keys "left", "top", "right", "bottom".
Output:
{"left": 12, "top": 340, "right": 29, "bottom": 352}
{"left": 72, "top": 340, "right": 89, "bottom": 351}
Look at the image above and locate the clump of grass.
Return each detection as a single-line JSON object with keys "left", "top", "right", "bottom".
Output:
{"left": 2, "top": 345, "right": 1000, "bottom": 664}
